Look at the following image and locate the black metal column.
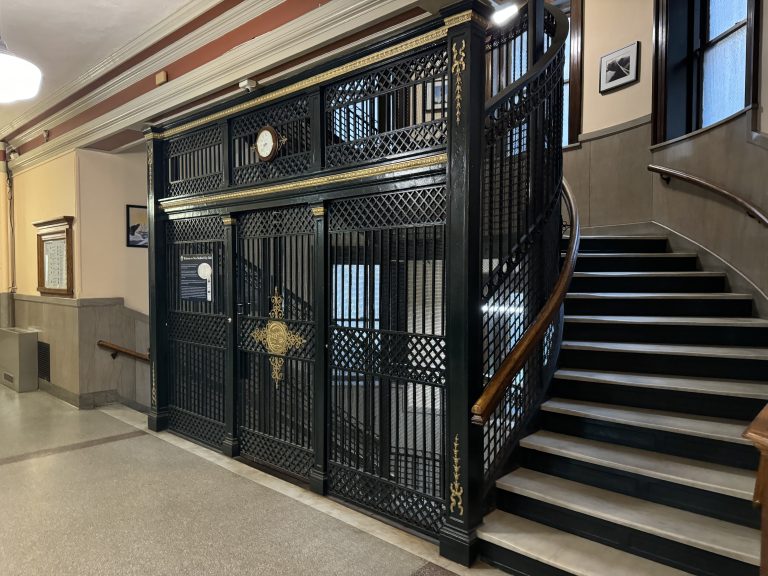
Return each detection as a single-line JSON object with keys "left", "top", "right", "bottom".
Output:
{"left": 309, "top": 203, "right": 328, "bottom": 494}
{"left": 439, "top": 2, "right": 490, "bottom": 566}
{"left": 222, "top": 215, "right": 240, "bottom": 457}
{"left": 146, "top": 127, "right": 169, "bottom": 432}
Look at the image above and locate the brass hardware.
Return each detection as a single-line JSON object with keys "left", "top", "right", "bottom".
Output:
{"left": 252, "top": 287, "right": 306, "bottom": 384}
{"left": 451, "top": 40, "right": 466, "bottom": 125}
{"left": 449, "top": 433, "right": 464, "bottom": 516}
{"left": 221, "top": 216, "right": 235, "bottom": 225}
{"left": 311, "top": 206, "right": 325, "bottom": 217}
{"left": 159, "top": 153, "right": 447, "bottom": 211}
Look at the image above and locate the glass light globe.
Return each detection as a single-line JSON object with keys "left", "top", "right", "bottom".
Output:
{"left": 0, "top": 38, "right": 42, "bottom": 103}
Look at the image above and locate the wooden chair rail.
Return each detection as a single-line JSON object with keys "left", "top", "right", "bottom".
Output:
{"left": 648, "top": 164, "right": 768, "bottom": 228}
{"left": 97, "top": 340, "right": 150, "bottom": 363}
{"left": 470, "top": 180, "right": 580, "bottom": 426}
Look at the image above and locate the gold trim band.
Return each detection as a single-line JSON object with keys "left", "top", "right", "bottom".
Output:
{"left": 160, "top": 153, "right": 447, "bottom": 211}
{"left": 311, "top": 206, "right": 325, "bottom": 217}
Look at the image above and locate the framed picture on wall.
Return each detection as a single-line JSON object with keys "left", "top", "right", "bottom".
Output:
{"left": 600, "top": 41, "right": 640, "bottom": 94}
{"left": 34, "top": 216, "right": 74, "bottom": 297}
{"left": 126, "top": 205, "right": 149, "bottom": 248}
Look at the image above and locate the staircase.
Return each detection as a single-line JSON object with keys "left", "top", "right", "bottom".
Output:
{"left": 477, "top": 236, "right": 766, "bottom": 576}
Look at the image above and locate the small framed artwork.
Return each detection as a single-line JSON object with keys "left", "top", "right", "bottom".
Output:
{"left": 600, "top": 42, "right": 640, "bottom": 94}
{"left": 34, "top": 216, "right": 74, "bottom": 297}
{"left": 126, "top": 205, "right": 149, "bottom": 248}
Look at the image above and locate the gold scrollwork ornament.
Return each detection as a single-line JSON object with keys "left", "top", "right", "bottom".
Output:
{"left": 252, "top": 287, "right": 306, "bottom": 384}
{"left": 451, "top": 40, "right": 466, "bottom": 125}
{"left": 449, "top": 433, "right": 464, "bottom": 516}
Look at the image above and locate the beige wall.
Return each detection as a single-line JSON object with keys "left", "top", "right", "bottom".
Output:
{"left": 77, "top": 150, "right": 148, "bottom": 315}
{"left": 0, "top": 160, "right": 9, "bottom": 292}
{"left": 12, "top": 152, "right": 79, "bottom": 297}
{"left": 581, "top": 0, "right": 654, "bottom": 134}
{"left": 761, "top": 4, "right": 768, "bottom": 133}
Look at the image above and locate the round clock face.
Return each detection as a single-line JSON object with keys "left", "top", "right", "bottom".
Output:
{"left": 256, "top": 127, "right": 276, "bottom": 161}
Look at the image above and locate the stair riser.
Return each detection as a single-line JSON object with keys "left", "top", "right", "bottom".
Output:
{"left": 563, "top": 322, "right": 768, "bottom": 346}
{"left": 563, "top": 238, "right": 669, "bottom": 253}
{"left": 558, "top": 348, "right": 768, "bottom": 381}
{"left": 519, "top": 449, "right": 760, "bottom": 529}
{"left": 569, "top": 275, "right": 726, "bottom": 293}
{"left": 564, "top": 298, "right": 753, "bottom": 317}
{"left": 496, "top": 494, "right": 758, "bottom": 576}
{"left": 541, "top": 412, "right": 759, "bottom": 470}
{"left": 571, "top": 257, "right": 699, "bottom": 272}
{"left": 551, "top": 379, "right": 765, "bottom": 421}
{"left": 480, "top": 541, "right": 572, "bottom": 576}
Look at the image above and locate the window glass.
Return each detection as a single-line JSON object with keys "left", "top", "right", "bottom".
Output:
{"left": 562, "top": 86, "right": 570, "bottom": 147}
{"left": 702, "top": 25, "right": 746, "bottom": 126}
{"left": 708, "top": 0, "right": 747, "bottom": 40}
{"left": 562, "top": 16, "right": 571, "bottom": 147}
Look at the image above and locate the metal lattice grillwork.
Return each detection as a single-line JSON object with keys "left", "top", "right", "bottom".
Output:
{"left": 165, "top": 216, "right": 227, "bottom": 448}
{"left": 164, "top": 125, "right": 224, "bottom": 198}
{"left": 327, "top": 185, "right": 447, "bottom": 536}
{"left": 481, "top": 8, "right": 565, "bottom": 482}
{"left": 231, "top": 96, "right": 312, "bottom": 186}
{"left": 325, "top": 46, "right": 449, "bottom": 169}
{"left": 236, "top": 205, "right": 316, "bottom": 480}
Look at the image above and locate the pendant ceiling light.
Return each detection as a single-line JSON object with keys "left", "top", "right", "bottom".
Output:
{"left": 0, "top": 33, "right": 42, "bottom": 104}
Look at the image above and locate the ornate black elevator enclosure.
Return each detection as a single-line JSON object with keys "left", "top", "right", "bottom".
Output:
{"left": 147, "top": 0, "right": 566, "bottom": 561}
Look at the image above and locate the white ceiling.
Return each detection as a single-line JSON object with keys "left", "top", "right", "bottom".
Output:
{"left": 0, "top": 0, "right": 191, "bottom": 129}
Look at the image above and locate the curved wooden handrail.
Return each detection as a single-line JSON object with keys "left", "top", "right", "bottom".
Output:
{"left": 97, "top": 340, "right": 150, "bottom": 363}
{"left": 648, "top": 164, "right": 768, "bottom": 228}
{"left": 471, "top": 180, "right": 580, "bottom": 426}
{"left": 743, "top": 403, "right": 768, "bottom": 574}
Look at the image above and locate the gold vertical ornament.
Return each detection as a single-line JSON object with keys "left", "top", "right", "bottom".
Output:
{"left": 252, "top": 287, "right": 306, "bottom": 384}
{"left": 451, "top": 40, "right": 466, "bottom": 125}
{"left": 450, "top": 433, "right": 464, "bottom": 516}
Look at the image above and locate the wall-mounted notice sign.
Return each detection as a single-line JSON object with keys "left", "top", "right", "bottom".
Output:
{"left": 180, "top": 254, "right": 213, "bottom": 302}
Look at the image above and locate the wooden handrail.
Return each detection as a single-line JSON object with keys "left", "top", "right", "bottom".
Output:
{"left": 471, "top": 180, "right": 580, "bottom": 426}
{"left": 648, "top": 164, "right": 768, "bottom": 228}
{"left": 97, "top": 340, "right": 149, "bottom": 363}
{"left": 743, "top": 404, "right": 768, "bottom": 576}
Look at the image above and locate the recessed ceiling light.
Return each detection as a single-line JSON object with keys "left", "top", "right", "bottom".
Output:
{"left": 492, "top": 3, "right": 520, "bottom": 25}
{"left": 0, "top": 36, "right": 42, "bottom": 104}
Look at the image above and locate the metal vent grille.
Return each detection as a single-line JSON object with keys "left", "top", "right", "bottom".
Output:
{"left": 3, "top": 372, "right": 13, "bottom": 384}
{"left": 38, "top": 342, "right": 51, "bottom": 382}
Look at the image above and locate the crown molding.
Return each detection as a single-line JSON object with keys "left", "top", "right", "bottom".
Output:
{"left": 4, "top": 0, "right": 285, "bottom": 147}
{"left": 8, "top": 0, "right": 422, "bottom": 174}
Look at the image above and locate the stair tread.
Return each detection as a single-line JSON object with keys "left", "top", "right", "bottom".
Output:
{"left": 573, "top": 271, "right": 724, "bottom": 277}
{"left": 566, "top": 292, "right": 752, "bottom": 299}
{"left": 565, "top": 314, "right": 768, "bottom": 326}
{"left": 577, "top": 235, "right": 670, "bottom": 240}
{"left": 479, "top": 510, "right": 692, "bottom": 576}
{"left": 554, "top": 368, "right": 768, "bottom": 400}
{"left": 568, "top": 252, "right": 697, "bottom": 257}
{"left": 562, "top": 340, "right": 768, "bottom": 360}
{"left": 542, "top": 398, "right": 751, "bottom": 445}
{"left": 521, "top": 430, "right": 755, "bottom": 499}
{"left": 496, "top": 469, "right": 760, "bottom": 565}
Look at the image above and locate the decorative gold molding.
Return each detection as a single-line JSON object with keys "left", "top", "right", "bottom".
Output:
{"left": 449, "top": 433, "right": 464, "bottom": 517}
{"left": 311, "top": 206, "right": 325, "bottom": 217}
{"left": 160, "top": 153, "right": 447, "bottom": 211}
{"left": 151, "top": 369, "right": 157, "bottom": 409}
{"left": 444, "top": 9, "right": 488, "bottom": 29}
{"left": 451, "top": 40, "right": 466, "bottom": 125}
{"left": 152, "top": 21, "right": 467, "bottom": 140}
{"left": 252, "top": 287, "right": 306, "bottom": 384}
{"left": 221, "top": 216, "right": 236, "bottom": 225}
{"left": 144, "top": 132, "right": 163, "bottom": 140}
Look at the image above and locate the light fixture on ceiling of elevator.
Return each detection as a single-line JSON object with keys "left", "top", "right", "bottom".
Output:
{"left": 0, "top": 34, "right": 42, "bottom": 103}
{"left": 492, "top": 3, "right": 520, "bottom": 25}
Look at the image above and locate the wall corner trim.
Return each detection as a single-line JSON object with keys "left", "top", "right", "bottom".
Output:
{"left": 578, "top": 114, "right": 652, "bottom": 143}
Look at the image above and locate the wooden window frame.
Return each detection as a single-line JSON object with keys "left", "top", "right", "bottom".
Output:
{"left": 652, "top": 0, "right": 760, "bottom": 144}
{"left": 33, "top": 216, "right": 74, "bottom": 298}
{"left": 567, "top": 0, "right": 583, "bottom": 145}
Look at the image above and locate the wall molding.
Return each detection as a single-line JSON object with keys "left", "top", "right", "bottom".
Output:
{"left": 650, "top": 107, "right": 750, "bottom": 151}
{"left": 12, "top": 294, "right": 125, "bottom": 308}
{"left": 8, "top": 0, "right": 422, "bottom": 174}
{"left": 0, "top": 0, "right": 225, "bottom": 142}
{"left": 5, "top": 0, "right": 286, "bottom": 148}
{"left": 578, "top": 114, "right": 652, "bottom": 143}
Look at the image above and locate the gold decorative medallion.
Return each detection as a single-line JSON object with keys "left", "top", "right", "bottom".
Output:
{"left": 252, "top": 287, "right": 306, "bottom": 384}
{"left": 311, "top": 206, "right": 325, "bottom": 218}
{"left": 451, "top": 40, "right": 466, "bottom": 125}
{"left": 450, "top": 433, "right": 464, "bottom": 516}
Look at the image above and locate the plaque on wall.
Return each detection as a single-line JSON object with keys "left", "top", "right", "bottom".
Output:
{"left": 180, "top": 254, "right": 214, "bottom": 302}
{"left": 33, "top": 216, "right": 74, "bottom": 297}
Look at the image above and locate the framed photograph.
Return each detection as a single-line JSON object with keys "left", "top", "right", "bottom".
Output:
{"left": 600, "top": 42, "right": 640, "bottom": 94}
{"left": 126, "top": 205, "right": 149, "bottom": 248}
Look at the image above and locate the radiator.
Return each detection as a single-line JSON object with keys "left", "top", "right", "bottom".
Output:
{"left": 0, "top": 328, "right": 39, "bottom": 393}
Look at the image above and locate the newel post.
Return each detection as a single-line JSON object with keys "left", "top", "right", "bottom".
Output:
{"left": 145, "top": 127, "right": 169, "bottom": 431}
{"left": 440, "top": 1, "right": 491, "bottom": 566}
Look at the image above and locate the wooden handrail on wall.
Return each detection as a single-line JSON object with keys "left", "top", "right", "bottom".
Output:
{"left": 743, "top": 405, "right": 768, "bottom": 576}
{"left": 470, "top": 180, "right": 580, "bottom": 426}
{"left": 648, "top": 164, "right": 768, "bottom": 228}
{"left": 97, "top": 340, "right": 149, "bottom": 363}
